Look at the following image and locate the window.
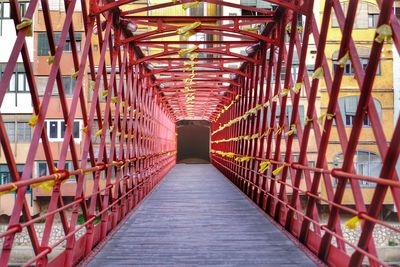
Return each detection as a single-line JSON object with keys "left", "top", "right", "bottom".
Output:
{"left": 273, "top": 105, "right": 305, "bottom": 138}
{"left": 17, "top": 122, "right": 31, "bottom": 142}
{"left": 338, "top": 96, "right": 382, "bottom": 127}
{"left": 0, "top": 63, "right": 29, "bottom": 92}
{"left": 37, "top": 32, "right": 82, "bottom": 56}
{"left": 37, "top": 161, "right": 74, "bottom": 182}
{"left": 63, "top": 76, "right": 76, "bottom": 96}
{"left": 333, "top": 151, "right": 381, "bottom": 187}
{"left": 44, "top": 120, "right": 82, "bottom": 141}
{"left": 4, "top": 122, "right": 31, "bottom": 143}
{"left": 333, "top": 58, "right": 380, "bottom": 76}
{"left": 368, "top": 3, "right": 380, "bottom": 28}
{"left": 0, "top": 164, "right": 26, "bottom": 185}
{"left": 276, "top": 105, "right": 305, "bottom": 126}
{"left": 1, "top": 1, "right": 28, "bottom": 35}
{"left": 0, "top": 1, "right": 11, "bottom": 19}
{"left": 36, "top": 76, "right": 76, "bottom": 97}
{"left": 332, "top": 2, "right": 379, "bottom": 29}
{"left": 4, "top": 122, "right": 15, "bottom": 142}
{"left": 0, "top": 165, "right": 11, "bottom": 185}
{"left": 368, "top": 14, "right": 379, "bottom": 28}
{"left": 91, "top": 120, "right": 111, "bottom": 144}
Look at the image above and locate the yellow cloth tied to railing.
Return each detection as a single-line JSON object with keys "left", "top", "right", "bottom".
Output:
{"left": 178, "top": 46, "right": 198, "bottom": 57}
{"left": 345, "top": 216, "right": 361, "bottom": 230}
{"left": 32, "top": 170, "right": 70, "bottom": 193}
{"left": 16, "top": 17, "right": 33, "bottom": 36}
{"left": 318, "top": 113, "right": 335, "bottom": 125}
{"left": 285, "top": 124, "right": 296, "bottom": 136}
{"left": 182, "top": 1, "right": 202, "bottom": 11}
{"left": 272, "top": 162, "right": 290, "bottom": 176}
{"left": 258, "top": 161, "right": 270, "bottom": 173}
{"left": 95, "top": 128, "right": 103, "bottom": 137}
{"left": 0, "top": 183, "right": 18, "bottom": 196}
{"left": 293, "top": 82, "right": 303, "bottom": 94}
{"left": 176, "top": 22, "right": 201, "bottom": 34}
{"left": 280, "top": 88, "right": 289, "bottom": 97}
{"left": 250, "top": 133, "right": 260, "bottom": 140}
{"left": 312, "top": 67, "right": 324, "bottom": 80}
{"left": 29, "top": 114, "right": 39, "bottom": 127}
{"left": 375, "top": 24, "right": 392, "bottom": 43}
{"left": 337, "top": 52, "right": 350, "bottom": 68}
{"left": 182, "top": 30, "right": 196, "bottom": 41}
{"left": 235, "top": 156, "right": 251, "bottom": 163}
{"left": 189, "top": 53, "right": 199, "bottom": 61}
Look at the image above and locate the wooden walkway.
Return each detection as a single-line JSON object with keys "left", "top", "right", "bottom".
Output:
{"left": 85, "top": 164, "right": 318, "bottom": 266}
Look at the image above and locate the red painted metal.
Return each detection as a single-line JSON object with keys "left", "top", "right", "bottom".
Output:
{"left": 0, "top": 0, "right": 400, "bottom": 266}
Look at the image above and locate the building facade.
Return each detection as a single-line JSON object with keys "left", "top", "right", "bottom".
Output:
{"left": 319, "top": 0, "right": 399, "bottom": 209}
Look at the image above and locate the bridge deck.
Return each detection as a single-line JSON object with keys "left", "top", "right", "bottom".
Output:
{"left": 85, "top": 164, "right": 318, "bottom": 266}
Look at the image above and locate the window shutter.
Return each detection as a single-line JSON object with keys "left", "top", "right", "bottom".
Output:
{"left": 345, "top": 96, "right": 358, "bottom": 115}
{"left": 338, "top": 98, "right": 346, "bottom": 120}
{"left": 299, "top": 105, "right": 305, "bottom": 127}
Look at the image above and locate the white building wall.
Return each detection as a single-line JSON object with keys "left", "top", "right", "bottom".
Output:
{"left": 0, "top": 18, "right": 34, "bottom": 114}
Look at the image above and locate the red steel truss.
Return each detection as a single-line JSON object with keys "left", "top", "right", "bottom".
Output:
{"left": 0, "top": 0, "right": 399, "bottom": 266}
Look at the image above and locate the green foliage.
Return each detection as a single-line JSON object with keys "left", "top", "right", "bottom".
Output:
{"left": 76, "top": 214, "right": 100, "bottom": 225}
{"left": 388, "top": 239, "right": 398, "bottom": 246}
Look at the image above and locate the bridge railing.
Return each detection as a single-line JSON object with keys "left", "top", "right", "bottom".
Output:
{"left": 211, "top": 1, "right": 400, "bottom": 266}
{"left": 0, "top": 0, "right": 176, "bottom": 265}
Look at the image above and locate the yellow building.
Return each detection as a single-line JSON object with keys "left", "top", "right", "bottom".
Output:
{"left": 319, "top": 0, "right": 396, "bottom": 206}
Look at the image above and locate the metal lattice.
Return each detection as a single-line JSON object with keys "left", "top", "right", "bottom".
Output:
{"left": 0, "top": 0, "right": 399, "bottom": 266}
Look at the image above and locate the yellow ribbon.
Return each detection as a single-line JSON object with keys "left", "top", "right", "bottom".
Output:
{"left": 178, "top": 46, "right": 198, "bottom": 57}
{"left": 182, "top": 30, "right": 196, "bottom": 41}
{"left": 182, "top": 1, "right": 201, "bottom": 10}
{"left": 318, "top": 113, "right": 335, "bottom": 124}
{"left": 28, "top": 114, "right": 39, "bottom": 127}
{"left": 312, "top": 67, "right": 324, "bottom": 80}
{"left": 281, "top": 88, "right": 289, "bottom": 97}
{"left": 294, "top": 82, "right": 303, "bottom": 94}
{"left": 71, "top": 71, "right": 79, "bottom": 79}
{"left": 176, "top": 22, "right": 201, "bottom": 34}
{"left": 272, "top": 162, "right": 290, "bottom": 176}
{"left": 375, "top": 24, "right": 392, "bottom": 43}
{"left": 304, "top": 116, "right": 313, "bottom": 125}
{"left": 235, "top": 156, "right": 251, "bottom": 163}
{"left": 32, "top": 180, "right": 55, "bottom": 193}
{"left": 345, "top": 216, "right": 361, "bottom": 230}
{"left": 275, "top": 126, "right": 284, "bottom": 136}
{"left": 95, "top": 128, "right": 103, "bottom": 137}
{"left": 0, "top": 183, "right": 18, "bottom": 196}
{"left": 338, "top": 52, "right": 350, "bottom": 68}
{"left": 47, "top": 51, "right": 55, "bottom": 65}
{"left": 285, "top": 124, "right": 296, "bottom": 136}
{"left": 16, "top": 17, "right": 33, "bottom": 36}
{"left": 250, "top": 133, "right": 260, "bottom": 140}
{"left": 259, "top": 161, "right": 271, "bottom": 173}
{"left": 189, "top": 53, "right": 199, "bottom": 61}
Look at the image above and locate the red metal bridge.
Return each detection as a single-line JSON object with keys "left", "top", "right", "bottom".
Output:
{"left": 0, "top": 0, "right": 400, "bottom": 266}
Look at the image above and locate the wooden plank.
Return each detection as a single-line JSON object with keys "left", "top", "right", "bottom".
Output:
{"left": 86, "top": 164, "right": 317, "bottom": 266}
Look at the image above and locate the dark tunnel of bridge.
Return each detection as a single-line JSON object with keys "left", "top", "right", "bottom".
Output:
{"left": 177, "top": 120, "right": 211, "bottom": 164}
